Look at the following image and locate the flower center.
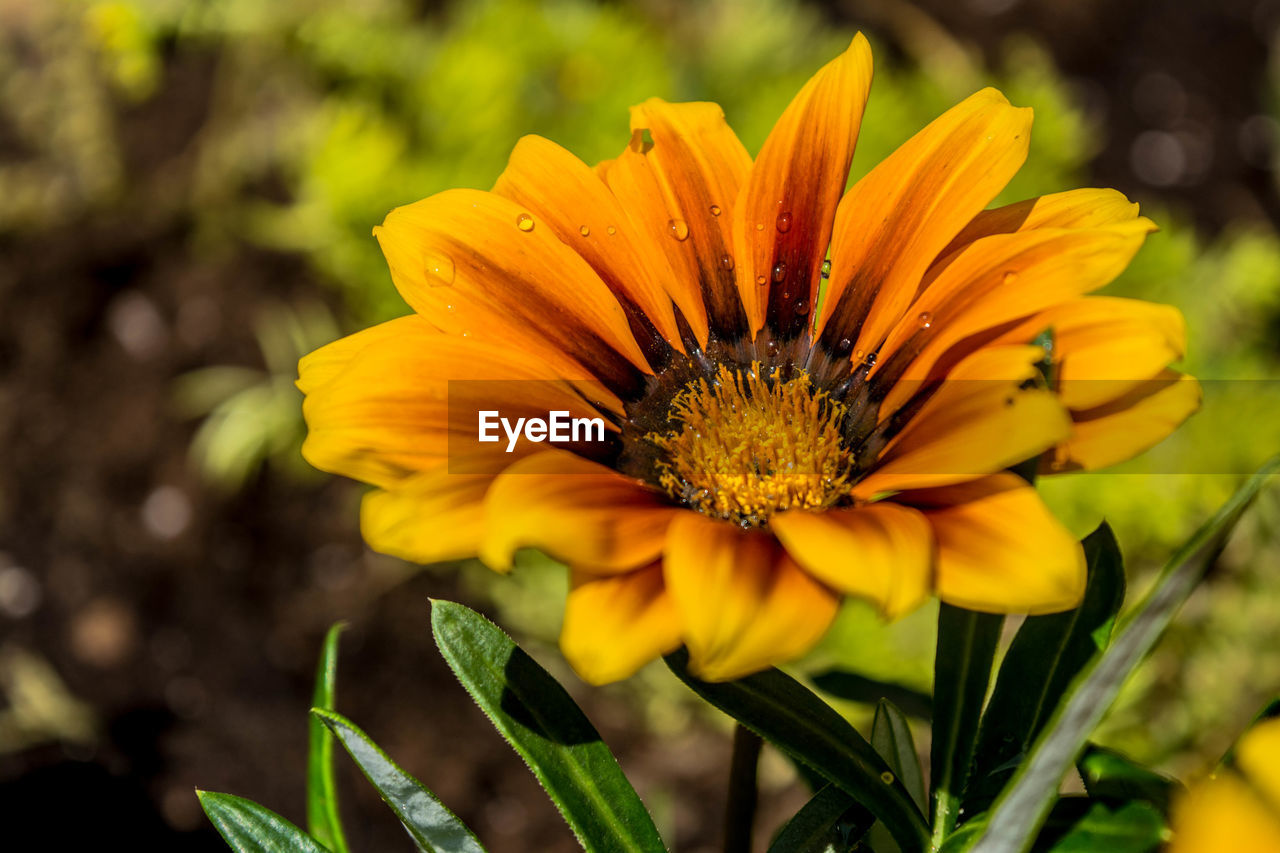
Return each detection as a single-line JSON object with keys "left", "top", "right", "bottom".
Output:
{"left": 646, "top": 363, "right": 855, "bottom": 527}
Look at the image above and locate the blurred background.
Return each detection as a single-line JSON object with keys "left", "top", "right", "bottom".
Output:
{"left": 1, "top": 0, "right": 1279, "bottom": 850}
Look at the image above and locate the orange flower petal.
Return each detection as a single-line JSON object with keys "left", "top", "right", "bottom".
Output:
{"left": 875, "top": 218, "right": 1157, "bottom": 401}
{"left": 941, "top": 187, "right": 1143, "bottom": 259}
{"left": 480, "top": 450, "right": 680, "bottom": 573}
{"left": 992, "top": 296, "right": 1187, "bottom": 411}
{"left": 901, "top": 474, "right": 1085, "bottom": 614}
{"left": 561, "top": 563, "right": 683, "bottom": 685}
{"left": 491, "top": 134, "right": 689, "bottom": 353}
{"left": 817, "top": 88, "right": 1032, "bottom": 356}
{"left": 1043, "top": 371, "right": 1202, "bottom": 473}
{"left": 301, "top": 322, "right": 618, "bottom": 488}
{"left": 375, "top": 188, "right": 651, "bottom": 391}
{"left": 859, "top": 346, "right": 1071, "bottom": 495}
{"left": 606, "top": 100, "right": 754, "bottom": 341}
{"left": 771, "top": 502, "right": 932, "bottom": 618}
{"left": 663, "top": 513, "right": 838, "bottom": 681}
{"left": 733, "top": 34, "right": 873, "bottom": 337}
{"left": 361, "top": 470, "right": 494, "bottom": 567}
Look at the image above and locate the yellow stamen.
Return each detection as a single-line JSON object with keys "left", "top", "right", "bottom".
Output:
{"left": 647, "top": 363, "right": 855, "bottom": 526}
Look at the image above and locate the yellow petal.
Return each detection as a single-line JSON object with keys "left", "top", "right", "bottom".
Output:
{"left": 492, "top": 134, "right": 690, "bottom": 353}
{"left": 480, "top": 450, "right": 679, "bottom": 573}
{"left": 859, "top": 346, "right": 1071, "bottom": 495}
{"left": 818, "top": 88, "right": 1032, "bottom": 355}
{"left": 733, "top": 34, "right": 873, "bottom": 336}
{"left": 361, "top": 470, "right": 494, "bottom": 567}
{"left": 1237, "top": 718, "right": 1280, "bottom": 815}
{"left": 876, "top": 218, "right": 1156, "bottom": 394}
{"left": 1044, "top": 371, "right": 1202, "bottom": 473}
{"left": 902, "top": 474, "right": 1085, "bottom": 614}
{"left": 771, "top": 502, "right": 932, "bottom": 618}
{"left": 663, "top": 513, "right": 838, "bottom": 681}
{"left": 376, "top": 188, "right": 651, "bottom": 391}
{"left": 300, "top": 323, "right": 617, "bottom": 488}
{"left": 561, "top": 564, "right": 683, "bottom": 685}
{"left": 1170, "top": 773, "right": 1280, "bottom": 853}
{"left": 942, "top": 187, "right": 1143, "bottom": 259}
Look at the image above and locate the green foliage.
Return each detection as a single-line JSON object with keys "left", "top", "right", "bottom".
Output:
{"left": 199, "top": 791, "right": 334, "bottom": 853}
{"left": 307, "top": 623, "right": 349, "bottom": 853}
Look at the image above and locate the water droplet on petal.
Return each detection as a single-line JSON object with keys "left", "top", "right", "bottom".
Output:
{"left": 424, "top": 252, "right": 455, "bottom": 287}
{"left": 607, "top": 225, "right": 617, "bottom": 235}
{"left": 853, "top": 348, "right": 865, "bottom": 361}
{"left": 719, "top": 254, "right": 735, "bottom": 271}
{"left": 668, "top": 218, "right": 690, "bottom": 241}
{"left": 821, "top": 259, "right": 832, "bottom": 278}
{"left": 795, "top": 299, "right": 809, "bottom": 315}
{"left": 756, "top": 275, "right": 767, "bottom": 286}
{"left": 865, "top": 351, "right": 877, "bottom": 366}
{"left": 839, "top": 338, "right": 853, "bottom": 352}
{"left": 709, "top": 204, "right": 722, "bottom": 216}
{"left": 771, "top": 261, "right": 786, "bottom": 282}
{"left": 766, "top": 340, "right": 780, "bottom": 356}
{"left": 579, "top": 225, "right": 590, "bottom": 237}
{"left": 1002, "top": 270, "right": 1017, "bottom": 284}
{"left": 755, "top": 222, "right": 765, "bottom": 232}
{"left": 918, "top": 311, "right": 933, "bottom": 329}
{"left": 516, "top": 213, "right": 535, "bottom": 232}
{"left": 775, "top": 211, "right": 792, "bottom": 233}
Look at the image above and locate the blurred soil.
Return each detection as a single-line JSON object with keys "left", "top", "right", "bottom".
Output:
{"left": 1, "top": 1, "right": 1277, "bottom": 851}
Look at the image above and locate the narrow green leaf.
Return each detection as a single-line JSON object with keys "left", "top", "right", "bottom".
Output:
{"left": 198, "top": 790, "right": 332, "bottom": 853}
{"left": 664, "top": 649, "right": 929, "bottom": 852}
{"left": 810, "top": 670, "right": 933, "bottom": 721}
{"left": 313, "top": 709, "right": 486, "bottom": 853}
{"left": 767, "top": 784, "right": 873, "bottom": 853}
{"left": 872, "top": 699, "right": 927, "bottom": 814}
{"left": 1034, "top": 799, "right": 1166, "bottom": 852}
{"left": 307, "top": 623, "right": 348, "bottom": 853}
{"left": 969, "top": 456, "right": 1280, "bottom": 853}
{"left": 430, "top": 600, "right": 665, "bottom": 853}
{"left": 967, "top": 525, "right": 1125, "bottom": 815}
{"left": 930, "top": 604, "right": 1003, "bottom": 845}
{"left": 1077, "top": 744, "right": 1181, "bottom": 815}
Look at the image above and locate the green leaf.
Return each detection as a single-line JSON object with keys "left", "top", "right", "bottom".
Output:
{"left": 938, "top": 799, "right": 1167, "bottom": 853}
{"left": 872, "top": 699, "right": 926, "bottom": 814}
{"left": 967, "top": 524, "right": 1125, "bottom": 815}
{"left": 810, "top": 670, "right": 933, "bottom": 721}
{"left": 307, "top": 623, "right": 349, "bottom": 853}
{"left": 969, "top": 456, "right": 1280, "bottom": 853}
{"left": 198, "top": 790, "right": 332, "bottom": 853}
{"left": 664, "top": 649, "right": 929, "bottom": 852}
{"left": 430, "top": 600, "right": 665, "bottom": 853}
{"left": 313, "top": 709, "right": 487, "bottom": 853}
{"left": 930, "top": 604, "right": 1003, "bottom": 845}
{"left": 1077, "top": 744, "right": 1181, "bottom": 815}
{"left": 767, "top": 784, "right": 873, "bottom": 853}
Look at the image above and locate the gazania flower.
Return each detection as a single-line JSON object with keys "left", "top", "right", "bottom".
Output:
{"left": 299, "top": 35, "right": 1199, "bottom": 684}
{"left": 1170, "top": 719, "right": 1280, "bottom": 852}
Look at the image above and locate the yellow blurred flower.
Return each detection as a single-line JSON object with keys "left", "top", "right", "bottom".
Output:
{"left": 299, "top": 35, "right": 1198, "bottom": 684}
{"left": 1170, "top": 719, "right": 1280, "bottom": 852}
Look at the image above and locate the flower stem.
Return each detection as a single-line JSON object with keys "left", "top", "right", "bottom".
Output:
{"left": 723, "top": 724, "right": 763, "bottom": 853}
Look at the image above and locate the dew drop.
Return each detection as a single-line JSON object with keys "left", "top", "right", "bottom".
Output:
{"left": 424, "top": 252, "right": 455, "bottom": 287}
{"left": 771, "top": 261, "right": 786, "bottom": 282}
{"left": 918, "top": 311, "right": 933, "bottom": 329}
{"left": 516, "top": 213, "right": 535, "bottom": 232}
{"left": 755, "top": 275, "right": 767, "bottom": 286}
{"left": 607, "top": 225, "right": 617, "bottom": 235}
{"left": 719, "top": 254, "right": 735, "bottom": 271}
{"left": 709, "top": 204, "right": 722, "bottom": 216}
{"left": 839, "top": 338, "right": 853, "bottom": 352}
{"left": 865, "top": 351, "right": 877, "bottom": 366}
{"left": 668, "top": 218, "right": 690, "bottom": 241}
{"left": 755, "top": 222, "right": 765, "bottom": 232}
{"left": 766, "top": 340, "right": 780, "bottom": 356}
{"left": 853, "top": 348, "right": 865, "bottom": 362}
{"left": 795, "top": 299, "right": 809, "bottom": 315}
{"left": 775, "top": 211, "right": 792, "bottom": 233}
{"left": 579, "top": 225, "right": 590, "bottom": 237}
{"left": 880, "top": 771, "right": 896, "bottom": 785}
{"left": 1002, "top": 270, "right": 1017, "bottom": 284}
{"left": 821, "top": 259, "right": 832, "bottom": 279}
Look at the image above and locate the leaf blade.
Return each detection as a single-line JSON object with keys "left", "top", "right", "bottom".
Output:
{"left": 313, "top": 708, "right": 487, "bottom": 853}
{"left": 872, "top": 699, "right": 927, "bottom": 815}
{"left": 430, "top": 600, "right": 665, "bottom": 853}
{"left": 664, "top": 649, "right": 929, "bottom": 852}
{"left": 199, "top": 790, "right": 332, "bottom": 853}
{"left": 307, "top": 622, "right": 349, "bottom": 853}
{"left": 969, "top": 456, "right": 1280, "bottom": 853}
{"left": 767, "top": 784, "right": 873, "bottom": 853}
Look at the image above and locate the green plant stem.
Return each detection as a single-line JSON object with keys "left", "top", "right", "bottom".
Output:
{"left": 724, "top": 724, "right": 763, "bottom": 853}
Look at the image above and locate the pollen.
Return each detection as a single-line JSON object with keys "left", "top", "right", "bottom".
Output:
{"left": 647, "top": 363, "right": 855, "bottom": 527}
